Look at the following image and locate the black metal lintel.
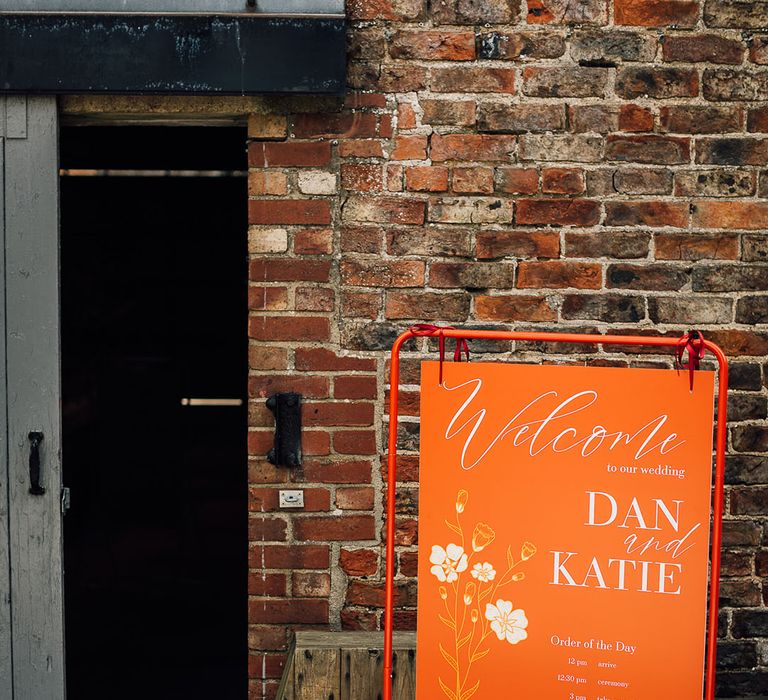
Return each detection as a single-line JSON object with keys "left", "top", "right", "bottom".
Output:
{"left": 0, "top": 14, "right": 345, "bottom": 94}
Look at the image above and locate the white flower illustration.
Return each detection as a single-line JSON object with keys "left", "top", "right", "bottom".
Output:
{"left": 471, "top": 562, "right": 496, "bottom": 582}
{"left": 485, "top": 599, "right": 528, "bottom": 645}
{"left": 430, "top": 543, "right": 468, "bottom": 583}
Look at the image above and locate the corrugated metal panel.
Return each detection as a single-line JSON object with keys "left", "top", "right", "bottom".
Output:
{"left": 0, "top": 0, "right": 344, "bottom": 15}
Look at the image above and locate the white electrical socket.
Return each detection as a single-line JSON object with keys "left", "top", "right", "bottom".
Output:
{"left": 278, "top": 489, "right": 305, "bottom": 508}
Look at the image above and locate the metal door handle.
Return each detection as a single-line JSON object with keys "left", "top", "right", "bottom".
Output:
{"left": 28, "top": 431, "right": 45, "bottom": 495}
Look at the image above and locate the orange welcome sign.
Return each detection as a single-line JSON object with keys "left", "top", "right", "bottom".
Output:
{"left": 416, "top": 361, "right": 715, "bottom": 700}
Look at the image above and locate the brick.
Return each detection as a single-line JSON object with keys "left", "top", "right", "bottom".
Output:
{"left": 336, "top": 487, "right": 375, "bottom": 511}
{"left": 614, "top": 169, "right": 673, "bottom": 195}
{"left": 248, "top": 626, "right": 289, "bottom": 652}
{"left": 475, "top": 294, "right": 557, "bottom": 321}
{"left": 385, "top": 291, "right": 471, "bottom": 320}
{"left": 390, "top": 135, "right": 428, "bottom": 161}
{"left": 249, "top": 171, "right": 288, "bottom": 196}
{"left": 341, "top": 226, "right": 383, "bottom": 255}
{"left": 517, "top": 262, "right": 602, "bottom": 289}
{"left": 294, "top": 287, "right": 333, "bottom": 312}
{"left": 405, "top": 166, "right": 449, "bottom": 192}
{"left": 674, "top": 169, "right": 755, "bottom": 197}
{"left": 562, "top": 295, "right": 646, "bottom": 323}
{"left": 247, "top": 114, "right": 288, "bottom": 140}
{"left": 348, "top": 0, "right": 425, "bottom": 21}
{"left": 253, "top": 544, "right": 329, "bottom": 569}
{"left": 659, "top": 106, "right": 742, "bottom": 135}
{"left": 717, "top": 641, "right": 759, "bottom": 671}
{"left": 655, "top": 233, "right": 739, "bottom": 260}
{"left": 615, "top": 0, "right": 699, "bottom": 27}
{"left": 430, "top": 262, "right": 516, "bottom": 289}
{"left": 569, "top": 105, "right": 619, "bottom": 134}
{"left": 476, "top": 230, "right": 560, "bottom": 259}
{"left": 399, "top": 551, "right": 418, "bottom": 577}
{"left": 420, "top": 99, "right": 476, "bottom": 126}
{"left": 692, "top": 201, "right": 768, "bottom": 230}
{"left": 249, "top": 200, "right": 331, "bottom": 226}
{"left": 706, "top": 329, "right": 768, "bottom": 356}
{"left": 249, "top": 598, "right": 328, "bottom": 625}
{"left": 731, "top": 487, "right": 768, "bottom": 516}
{"left": 342, "top": 196, "right": 425, "bottom": 225}
{"left": 728, "top": 363, "right": 763, "bottom": 390}
{"left": 704, "top": 0, "right": 768, "bottom": 29}
{"left": 519, "top": 134, "right": 603, "bottom": 162}
{"left": 387, "top": 164, "right": 403, "bottom": 192}
{"left": 698, "top": 138, "right": 768, "bottom": 167}
{"left": 397, "top": 103, "right": 417, "bottom": 131}
{"left": 249, "top": 487, "right": 330, "bottom": 512}
{"left": 751, "top": 36, "right": 768, "bottom": 64}
{"left": 607, "top": 264, "right": 689, "bottom": 290}
{"left": 695, "top": 265, "right": 768, "bottom": 293}
{"left": 341, "top": 258, "right": 424, "bottom": 288}
{"left": 428, "top": 197, "right": 514, "bottom": 224}
{"left": 495, "top": 167, "right": 539, "bottom": 194}
{"left": 341, "top": 164, "right": 383, "bottom": 193}
{"left": 248, "top": 141, "right": 331, "bottom": 168}
{"left": 431, "top": 0, "right": 520, "bottom": 24}
{"left": 341, "top": 291, "right": 381, "bottom": 319}
{"left": 606, "top": 135, "right": 689, "bottom": 165}
{"left": 542, "top": 168, "right": 585, "bottom": 194}
{"left": 703, "top": 69, "right": 768, "bottom": 101}
{"left": 517, "top": 198, "right": 600, "bottom": 226}
{"left": 722, "top": 520, "right": 762, "bottom": 547}
{"left": 295, "top": 513, "right": 376, "bottom": 541}
{"left": 431, "top": 66, "right": 516, "bottom": 93}
{"left": 619, "top": 104, "right": 654, "bottom": 132}
{"left": 333, "top": 376, "right": 377, "bottom": 400}
{"left": 348, "top": 27, "right": 386, "bottom": 62}
{"left": 248, "top": 375, "right": 329, "bottom": 400}
{"left": 605, "top": 201, "right": 689, "bottom": 227}
{"left": 295, "top": 348, "right": 375, "bottom": 372}
{"left": 727, "top": 394, "right": 768, "bottom": 422}
{"left": 743, "top": 235, "right": 768, "bottom": 262}
{"left": 570, "top": 30, "right": 656, "bottom": 62}
{"left": 476, "top": 31, "right": 566, "bottom": 60}
{"left": 748, "top": 107, "right": 768, "bottom": 133}
{"left": 248, "top": 346, "right": 288, "bottom": 372}
{"left": 720, "top": 550, "right": 754, "bottom": 578}
{"left": 301, "top": 459, "right": 373, "bottom": 484}
{"left": 248, "top": 286, "right": 288, "bottom": 311}
{"left": 346, "top": 580, "right": 416, "bottom": 607}
{"left": 339, "top": 139, "right": 384, "bottom": 158}
{"left": 477, "top": 102, "right": 565, "bottom": 133}
{"left": 340, "top": 548, "right": 378, "bottom": 577}
{"left": 248, "top": 517, "right": 288, "bottom": 542}
{"left": 616, "top": 67, "right": 699, "bottom": 99}
{"left": 292, "top": 112, "right": 378, "bottom": 139}
{"left": 350, "top": 63, "right": 428, "bottom": 93}
{"left": 720, "top": 579, "right": 762, "bottom": 608}
{"left": 387, "top": 228, "right": 472, "bottom": 257}
{"left": 389, "top": 30, "right": 475, "bottom": 61}
{"left": 663, "top": 34, "right": 744, "bottom": 64}
{"left": 248, "top": 316, "right": 329, "bottom": 342}
{"left": 526, "top": 0, "right": 607, "bottom": 24}
{"left": 294, "top": 228, "right": 333, "bottom": 255}
{"left": 565, "top": 231, "right": 651, "bottom": 259}
{"left": 333, "top": 429, "right": 377, "bottom": 454}
{"left": 648, "top": 296, "right": 733, "bottom": 324}
{"left": 523, "top": 67, "right": 610, "bottom": 98}
{"left": 431, "top": 134, "right": 517, "bottom": 162}
{"left": 292, "top": 571, "right": 331, "bottom": 598}
{"left": 303, "top": 402, "right": 374, "bottom": 427}
{"left": 452, "top": 167, "right": 494, "bottom": 194}
{"left": 250, "top": 259, "right": 331, "bottom": 283}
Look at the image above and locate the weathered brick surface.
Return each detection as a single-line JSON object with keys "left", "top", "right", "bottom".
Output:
{"left": 245, "top": 4, "right": 768, "bottom": 696}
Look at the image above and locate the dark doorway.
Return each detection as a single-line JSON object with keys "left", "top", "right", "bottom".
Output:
{"left": 60, "top": 126, "right": 248, "bottom": 699}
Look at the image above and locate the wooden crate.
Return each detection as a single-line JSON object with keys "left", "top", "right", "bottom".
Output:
{"left": 276, "top": 631, "right": 417, "bottom": 700}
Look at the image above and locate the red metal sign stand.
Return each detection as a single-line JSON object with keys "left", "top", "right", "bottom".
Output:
{"left": 382, "top": 328, "right": 728, "bottom": 700}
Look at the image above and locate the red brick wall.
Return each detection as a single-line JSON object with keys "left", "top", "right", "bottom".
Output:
{"left": 247, "top": 2, "right": 768, "bottom": 697}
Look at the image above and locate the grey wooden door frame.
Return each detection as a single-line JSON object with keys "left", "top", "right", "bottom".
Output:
{"left": 1, "top": 95, "right": 65, "bottom": 700}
